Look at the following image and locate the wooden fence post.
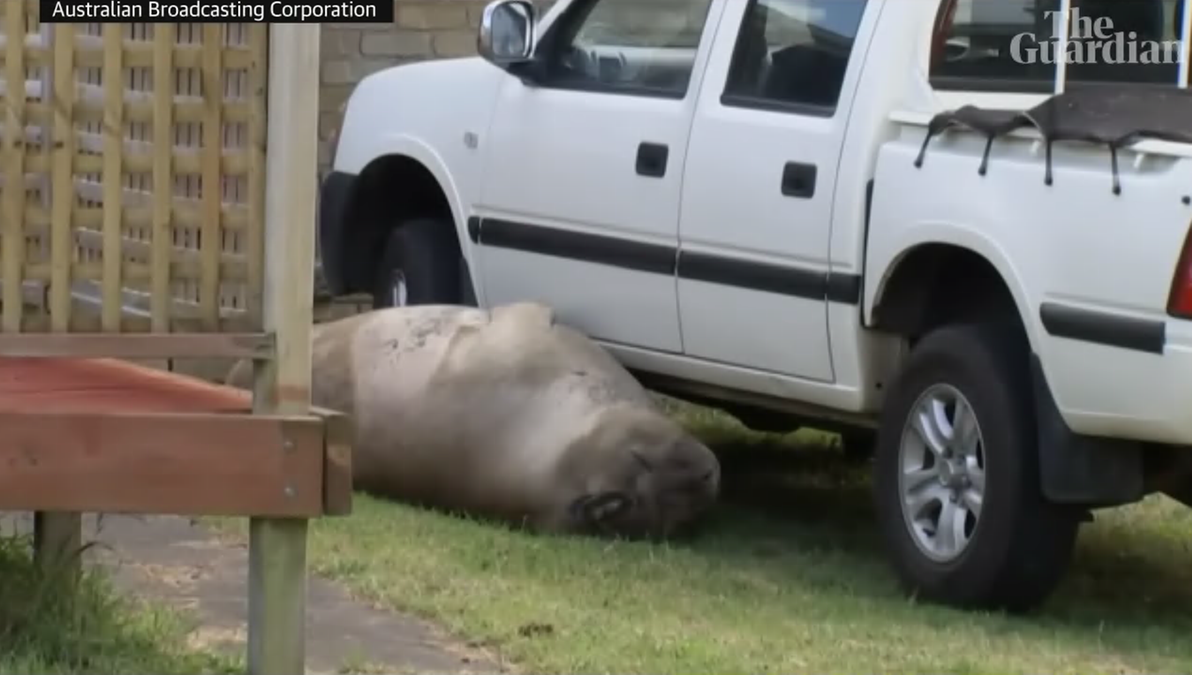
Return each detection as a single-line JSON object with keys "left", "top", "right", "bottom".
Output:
{"left": 33, "top": 18, "right": 82, "bottom": 580}
{"left": 247, "top": 22, "right": 320, "bottom": 675}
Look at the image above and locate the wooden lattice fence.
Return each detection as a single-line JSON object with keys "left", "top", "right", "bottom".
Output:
{"left": 0, "top": 2, "right": 268, "bottom": 335}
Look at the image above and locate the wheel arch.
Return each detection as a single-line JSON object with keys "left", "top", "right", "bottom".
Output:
{"left": 866, "top": 231, "right": 1039, "bottom": 354}
{"left": 327, "top": 138, "right": 471, "bottom": 296}
{"left": 867, "top": 232, "right": 1148, "bottom": 510}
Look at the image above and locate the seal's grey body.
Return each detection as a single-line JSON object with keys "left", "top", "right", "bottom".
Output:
{"left": 230, "top": 302, "right": 719, "bottom": 538}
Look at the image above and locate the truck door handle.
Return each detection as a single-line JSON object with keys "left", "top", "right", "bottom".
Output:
{"left": 781, "top": 161, "right": 817, "bottom": 198}
{"left": 636, "top": 142, "right": 669, "bottom": 178}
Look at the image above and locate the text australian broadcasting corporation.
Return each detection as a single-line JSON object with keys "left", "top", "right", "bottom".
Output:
{"left": 42, "top": 0, "right": 392, "bottom": 23}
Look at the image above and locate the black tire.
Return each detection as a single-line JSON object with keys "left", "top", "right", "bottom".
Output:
{"left": 371, "top": 216, "right": 475, "bottom": 309}
{"left": 873, "top": 321, "right": 1081, "bottom": 613}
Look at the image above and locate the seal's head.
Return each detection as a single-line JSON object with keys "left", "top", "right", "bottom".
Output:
{"left": 560, "top": 404, "right": 720, "bottom": 540}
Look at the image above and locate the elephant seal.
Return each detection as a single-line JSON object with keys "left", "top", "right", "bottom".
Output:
{"left": 226, "top": 302, "right": 720, "bottom": 539}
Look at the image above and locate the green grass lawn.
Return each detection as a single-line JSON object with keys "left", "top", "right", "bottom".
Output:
{"left": 0, "top": 534, "right": 240, "bottom": 675}
{"left": 213, "top": 397, "right": 1192, "bottom": 675}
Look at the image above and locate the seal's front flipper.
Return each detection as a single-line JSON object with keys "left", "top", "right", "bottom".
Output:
{"left": 569, "top": 492, "right": 629, "bottom": 533}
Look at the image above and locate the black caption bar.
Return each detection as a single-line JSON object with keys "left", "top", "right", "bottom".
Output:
{"left": 39, "top": 0, "right": 395, "bottom": 23}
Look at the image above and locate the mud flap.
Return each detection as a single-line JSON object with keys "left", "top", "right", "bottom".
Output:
{"left": 1030, "top": 353, "right": 1146, "bottom": 507}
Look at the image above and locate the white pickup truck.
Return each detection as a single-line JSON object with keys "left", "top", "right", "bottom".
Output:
{"left": 320, "top": 0, "right": 1192, "bottom": 612}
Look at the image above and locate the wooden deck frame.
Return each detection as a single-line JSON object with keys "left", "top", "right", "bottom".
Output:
{"left": 0, "top": 409, "right": 345, "bottom": 517}
{"left": 0, "top": 12, "right": 330, "bottom": 675}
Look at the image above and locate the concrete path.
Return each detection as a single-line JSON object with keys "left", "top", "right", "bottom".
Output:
{"left": 0, "top": 512, "right": 510, "bottom": 675}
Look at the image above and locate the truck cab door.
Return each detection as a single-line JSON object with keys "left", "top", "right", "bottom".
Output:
{"left": 676, "top": 0, "right": 874, "bottom": 382}
{"left": 471, "top": 0, "right": 723, "bottom": 354}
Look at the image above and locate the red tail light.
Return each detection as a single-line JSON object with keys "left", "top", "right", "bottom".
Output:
{"left": 1168, "top": 225, "right": 1192, "bottom": 318}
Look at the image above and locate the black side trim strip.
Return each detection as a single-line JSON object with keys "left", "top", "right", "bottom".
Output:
{"left": 677, "top": 251, "right": 861, "bottom": 305}
{"left": 479, "top": 218, "right": 675, "bottom": 276}
{"left": 467, "top": 216, "right": 480, "bottom": 244}
{"left": 678, "top": 250, "right": 825, "bottom": 299}
{"left": 826, "top": 273, "right": 861, "bottom": 305}
{"left": 1039, "top": 302, "right": 1165, "bottom": 354}
{"left": 472, "top": 217, "right": 862, "bottom": 305}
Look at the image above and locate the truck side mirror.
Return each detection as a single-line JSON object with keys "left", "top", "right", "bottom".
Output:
{"left": 478, "top": 0, "right": 536, "bottom": 67}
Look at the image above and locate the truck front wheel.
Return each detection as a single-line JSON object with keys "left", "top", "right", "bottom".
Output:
{"left": 372, "top": 216, "right": 474, "bottom": 309}
{"left": 873, "top": 322, "right": 1081, "bottom": 612}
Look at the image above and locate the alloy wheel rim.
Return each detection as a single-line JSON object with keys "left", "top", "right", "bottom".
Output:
{"left": 897, "top": 383, "right": 986, "bottom": 563}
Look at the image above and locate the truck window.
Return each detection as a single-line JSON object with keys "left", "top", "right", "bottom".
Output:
{"left": 721, "top": 0, "right": 869, "bottom": 115}
{"left": 931, "top": 0, "right": 1188, "bottom": 93}
{"left": 542, "top": 0, "right": 714, "bottom": 98}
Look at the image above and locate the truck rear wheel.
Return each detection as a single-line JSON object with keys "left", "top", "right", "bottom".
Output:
{"left": 372, "top": 216, "right": 474, "bottom": 309}
{"left": 873, "top": 321, "right": 1081, "bottom": 612}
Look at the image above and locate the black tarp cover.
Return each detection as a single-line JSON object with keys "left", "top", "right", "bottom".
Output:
{"left": 913, "top": 87, "right": 1192, "bottom": 193}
